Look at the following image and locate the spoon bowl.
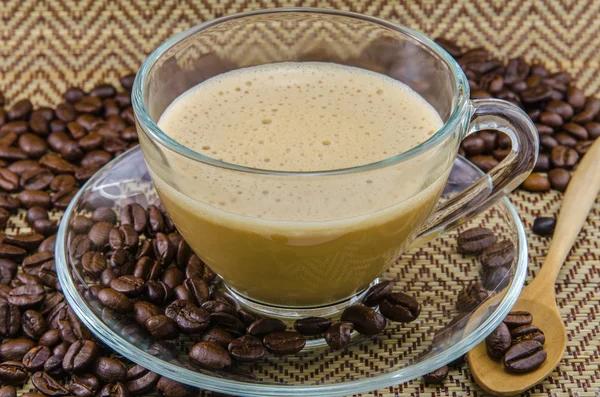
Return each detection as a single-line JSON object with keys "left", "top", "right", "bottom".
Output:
{"left": 467, "top": 138, "right": 600, "bottom": 395}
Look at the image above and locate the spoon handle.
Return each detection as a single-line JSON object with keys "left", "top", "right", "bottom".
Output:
{"left": 530, "top": 139, "right": 600, "bottom": 292}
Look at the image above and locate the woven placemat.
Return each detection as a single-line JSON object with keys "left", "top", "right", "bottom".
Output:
{"left": 1, "top": 1, "right": 600, "bottom": 396}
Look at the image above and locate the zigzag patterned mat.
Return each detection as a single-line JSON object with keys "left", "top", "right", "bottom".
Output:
{"left": 1, "top": 1, "right": 599, "bottom": 396}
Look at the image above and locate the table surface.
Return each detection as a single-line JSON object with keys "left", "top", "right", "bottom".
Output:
{"left": 1, "top": 1, "right": 600, "bottom": 396}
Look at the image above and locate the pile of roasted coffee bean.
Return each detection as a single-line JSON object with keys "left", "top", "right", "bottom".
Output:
{"left": 0, "top": 77, "right": 210, "bottom": 397}
{"left": 72, "top": 201, "right": 422, "bottom": 368}
{"left": 435, "top": 38, "right": 600, "bottom": 193}
{"left": 486, "top": 311, "right": 546, "bottom": 373}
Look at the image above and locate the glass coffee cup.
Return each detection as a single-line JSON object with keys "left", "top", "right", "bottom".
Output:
{"left": 133, "top": 9, "right": 538, "bottom": 317}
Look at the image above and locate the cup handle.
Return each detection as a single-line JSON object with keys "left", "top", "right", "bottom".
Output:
{"left": 415, "top": 98, "right": 539, "bottom": 243}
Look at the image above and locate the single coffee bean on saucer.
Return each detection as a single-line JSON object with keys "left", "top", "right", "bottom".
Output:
{"left": 294, "top": 317, "right": 332, "bottom": 336}
{"left": 485, "top": 322, "right": 512, "bottom": 359}
{"left": 457, "top": 227, "right": 496, "bottom": 254}
{"left": 503, "top": 340, "right": 547, "bottom": 373}
{"left": 422, "top": 365, "right": 448, "bottom": 384}
{"left": 247, "top": 318, "right": 286, "bottom": 337}
{"left": 532, "top": 217, "right": 556, "bottom": 237}
{"left": 324, "top": 321, "right": 354, "bottom": 350}
{"left": 378, "top": 292, "right": 421, "bottom": 322}
{"left": 228, "top": 335, "right": 265, "bottom": 362}
{"left": 362, "top": 280, "right": 394, "bottom": 307}
{"left": 456, "top": 282, "right": 488, "bottom": 312}
{"left": 481, "top": 240, "right": 515, "bottom": 269}
{"left": 189, "top": 341, "right": 231, "bottom": 369}
{"left": 340, "top": 305, "right": 386, "bottom": 335}
{"left": 262, "top": 331, "right": 306, "bottom": 355}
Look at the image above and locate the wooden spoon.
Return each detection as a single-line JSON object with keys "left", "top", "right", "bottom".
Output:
{"left": 466, "top": 138, "right": 600, "bottom": 396}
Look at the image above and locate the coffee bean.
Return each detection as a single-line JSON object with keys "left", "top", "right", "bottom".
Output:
{"left": 81, "top": 252, "right": 106, "bottom": 276}
{"left": 181, "top": 277, "right": 209, "bottom": 306}
{"left": 531, "top": 216, "right": 556, "bottom": 237}
{"left": 294, "top": 317, "right": 332, "bottom": 336}
{"left": 563, "top": 123, "right": 588, "bottom": 140}
{"left": 574, "top": 140, "right": 594, "bottom": 155}
{"left": 8, "top": 99, "right": 33, "bottom": 121}
{"left": 340, "top": 305, "right": 386, "bottom": 335}
{"left": 39, "top": 153, "right": 78, "bottom": 174}
{"left": 485, "top": 322, "right": 512, "bottom": 359}
{"left": 461, "top": 134, "right": 485, "bottom": 155}
{"left": 379, "top": 292, "right": 421, "bottom": 322}
{"left": 147, "top": 341, "right": 178, "bottom": 361}
{"left": 551, "top": 145, "right": 579, "bottom": 168}
{"left": 50, "top": 174, "right": 76, "bottom": 192}
{"left": 23, "top": 345, "right": 51, "bottom": 371}
{"left": 201, "top": 300, "right": 236, "bottom": 316}
{"left": 539, "top": 134, "right": 558, "bottom": 150}
{"left": 210, "top": 312, "right": 245, "bottom": 336}
{"left": 153, "top": 233, "right": 174, "bottom": 266}
{"left": 62, "top": 340, "right": 98, "bottom": 373}
{"left": 262, "top": 331, "right": 306, "bottom": 355}
{"left": 481, "top": 240, "right": 515, "bottom": 269}
{"left": 100, "top": 383, "right": 129, "bottom": 397}
{"left": 38, "top": 235, "right": 56, "bottom": 253}
{"left": 554, "top": 132, "right": 577, "bottom": 147}
{"left": 457, "top": 227, "right": 496, "bottom": 254}
{"left": 200, "top": 327, "right": 233, "bottom": 348}
{"left": 97, "top": 288, "right": 132, "bottom": 313}
{"left": 0, "top": 339, "right": 36, "bottom": 361}
{"left": 504, "top": 311, "right": 533, "bottom": 328}
{"left": 322, "top": 321, "right": 353, "bottom": 350}
{"left": 189, "top": 341, "right": 231, "bottom": 369}
{"left": 65, "top": 88, "right": 85, "bottom": 103}
{"left": 18, "top": 190, "right": 51, "bottom": 209}
{"left": 156, "top": 377, "right": 196, "bottom": 397}
{"left": 0, "top": 302, "right": 20, "bottom": 337}
{"left": 8, "top": 284, "right": 45, "bottom": 308}
{"left": 0, "top": 193, "right": 20, "bottom": 213}
{"left": 0, "top": 209, "right": 8, "bottom": 229}
{"left": 469, "top": 155, "right": 498, "bottom": 172}
{"left": 247, "top": 318, "right": 286, "bottom": 337}
{"left": 545, "top": 100, "right": 573, "bottom": 120}
{"left": 0, "top": 131, "right": 17, "bottom": 147}
{"left": 144, "top": 280, "right": 171, "bottom": 305}
{"left": 0, "top": 244, "right": 26, "bottom": 261}
{"left": 121, "top": 204, "right": 147, "bottom": 233}
{"left": 22, "top": 309, "right": 47, "bottom": 339}
{"left": 27, "top": 207, "right": 49, "bottom": 225}
{"left": 0, "top": 169, "right": 19, "bottom": 192}
{"left": 0, "top": 386, "right": 16, "bottom": 397}
{"left": 70, "top": 216, "right": 93, "bottom": 234}
{"left": 74, "top": 96, "right": 103, "bottom": 114}
{"left": 362, "top": 280, "right": 394, "bottom": 307}
{"left": 81, "top": 150, "right": 112, "bottom": 169}
{"left": 481, "top": 264, "right": 511, "bottom": 290}
{"left": 39, "top": 329, "right": 62, "bottom": 347}
{"left": 456, "top": 282, "right": 488, "bottom": 312}
{"left": 69, "top": 373, "right": 100, "bottom": 397}
{"left": 110, "top": 275, "right": 144, "bottom": 297}
{"left": 32, "top": 371, "right": 69, "bottom": 396}
{"left": 18, "top": 133, "right": 47, "bottom": 158}
{"left": 539, "top": 111, "right": 563, "bottom": 128}
{"left": 126, "top": 365, "right": 160, "bottom": 395}
{"left": 145, "top": 315, "right": 179, "bottom": 340}
{"left": 88, "top": 221, "right": 113, "bottom": 250}
{"left": 546, "top": 168, "right": 570, "bottom": 192}
{"left": 92, "top": 357, "right": 127, "bottom": 383}
{"left": 535, "top": 153, "right": 551, "bottom": 172}
{"left": 511, "top": 324, "right": 545, "bottom": 345}
{"left": 0, "top": 361, "right": 28, "bottom": 385}
{"left": 521, "top": 173, "right": 550, "bottom": 192}
{"left": 4, "top": 233, "right": 44, "bottom": 250}
{"left": 521, "top": 84, "right": 552, "bottom": 103}
{"left": 228, "top": 335, "right": 265, "bottom": 362}
{"left": 422, "top": 365, "right": 448, "bottom": 384}
{"left": 0, "top": 147, "right": 27, "bottom": 162}
{"left": 22, "top": 251, "right": 53, "bottom": 275}
{"left": 185, "top": 255, "right": 204, "bottom": 280}
{"left": 504, "top": 340, "right": 546, "bottom": 373}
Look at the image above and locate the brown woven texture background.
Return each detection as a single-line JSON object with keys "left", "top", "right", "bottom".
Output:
{"left": 1, "top": 1, "right": 600, "bottom": 396}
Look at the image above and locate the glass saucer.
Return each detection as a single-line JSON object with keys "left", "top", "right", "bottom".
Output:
{"left": 56, "top": 146, "right": 527, "bottom": 397}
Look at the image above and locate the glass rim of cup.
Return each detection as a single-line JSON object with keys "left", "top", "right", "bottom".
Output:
{"left": 131, "top": 7, "right": 471, "bottom": 177}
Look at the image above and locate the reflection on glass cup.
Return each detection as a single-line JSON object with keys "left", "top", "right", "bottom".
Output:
{"left": 133, "top": 9, "right": 538, "bottom": 313}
